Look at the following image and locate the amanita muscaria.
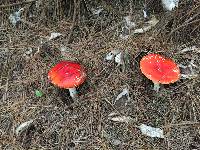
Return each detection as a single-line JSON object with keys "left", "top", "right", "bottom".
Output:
{"left": 140, "top": 54, "right": 180, "bottom": 91}
{"left": 48, "top": 61, "right": 86, "bottom": 99}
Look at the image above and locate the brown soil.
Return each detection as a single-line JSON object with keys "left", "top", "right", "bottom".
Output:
{"left": 0, "top": 0, "right": 200, "bottom": 150}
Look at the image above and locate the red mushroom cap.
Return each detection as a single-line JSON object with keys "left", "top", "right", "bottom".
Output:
{"left": 140, "top": 54, "right": 180, "bottom": 84}
{"left": 48, "top": 61, "right": 86, "bottom": 88}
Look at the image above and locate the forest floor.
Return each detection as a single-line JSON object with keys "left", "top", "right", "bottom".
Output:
{"left": 0, "top": 0, "right": 200, "bottom": 150}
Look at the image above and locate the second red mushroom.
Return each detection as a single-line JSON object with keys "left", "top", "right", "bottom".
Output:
{"left": 140, "top": 54, "right": 180, "bottom": 91}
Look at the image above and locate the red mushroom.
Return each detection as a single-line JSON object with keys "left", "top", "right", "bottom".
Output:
{"left": 48, "top": 61, "right": 86, "bottom": 99}
{"left": 140, "top": 54, "right": 180, "bottom": 91}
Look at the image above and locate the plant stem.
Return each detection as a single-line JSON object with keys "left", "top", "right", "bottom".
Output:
{"left": 68, "top": 88, "right": 77, "bottom": 99}
{"left": 153, "top": 82, "right": 160, "bottom": 92}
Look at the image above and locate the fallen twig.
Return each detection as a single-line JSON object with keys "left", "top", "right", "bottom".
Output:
{"left": 0, "top": 0, "right": 36, "bottom": 8}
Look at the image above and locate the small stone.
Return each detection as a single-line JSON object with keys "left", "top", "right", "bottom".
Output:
{"left": 112, "top": 139, "right": 121, "bottom": 146}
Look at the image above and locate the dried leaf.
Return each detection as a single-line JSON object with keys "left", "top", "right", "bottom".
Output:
{"left": 180, "top": 46, "right": 200, "bottom": 53}
{"left": 109, "top": 116, "right": 133, "bottom": 123}
{"left": 119, "top": 34, "right": 129, "bottom": 40}
{"left": 91, "top": 7, "right": 103, "bottom": 15}
{"left": 143, "top": 10, "right": 148, "bottom": 19}
{"left": 115, "top": 88, "right": 130, "bottom": 102}
{"left": 108, "top": 112, "right": 118, "bottom": 117}
{"left": 16, "top": 120, "right": 34, "bottom": 136}
{"left": 124, "top": 16, "right": 136, "bottom": 29}
{"left": 48, "top": 32, "right": 62, "bottom": 40}
{"left": 133, "top": 16, "right": 159, "bottom": 34}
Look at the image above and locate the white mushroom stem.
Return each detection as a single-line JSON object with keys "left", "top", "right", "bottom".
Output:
{"left": 153, "top": 82, "right": 160, "bottom": 92}
{"left": 68, "top": 88, "right": 78, "bottom": 99}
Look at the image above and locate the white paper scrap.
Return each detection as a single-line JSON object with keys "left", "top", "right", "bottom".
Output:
{"left": 105, "top": 49, "right": 120, "bottom": 61}
{"left": 9, "top": 8, "right": 24, "bottom": 26}
{"left": 162, "top": 0, "right": 179, "bottom": 11}
{"left": 139, "top": 124, "right": 164, "bottom": 138}
{"left": 115, "top": 52, "right": 123, "bottom": 65}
